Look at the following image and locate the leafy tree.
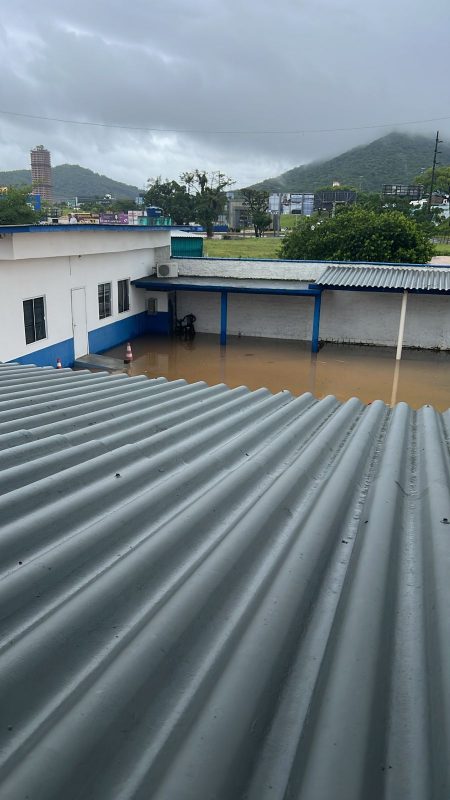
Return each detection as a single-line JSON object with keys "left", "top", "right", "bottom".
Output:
{"left": 409, "top": 204, "right": 444, "bottom": 234}
{"left": 413, "top": 166, "right": 450, "bottom": 195}
{"left": 242, "top": 189, "right": 271, "bottom": 237}
{"left": 355, "top": 191, "right": 444, "bottom": 235}
{"left": 356, "top": 192, "right": 411, "bottom": 215}
{"left": 0, "top": 186, "right": 40, "bottom": 225}
{"left": 315, "top": 184, "right": 357, "bottom": 192}
{"left": 279, "top": 206, "right": 434, "bottom": 264}
{"left": 108, "top": 198, "right": 139, "bottom": 212}
{"left": 143, "top": 171, "right": 234, "bottom": 235}
{"left": 144, "top": 177, "right": 194, "bottom": 224}
{"left": 180, "top": 170, "right": 234, "bottom": 237}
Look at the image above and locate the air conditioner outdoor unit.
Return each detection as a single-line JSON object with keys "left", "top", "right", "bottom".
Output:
{"left": 157, "top": 263, "right": 178, "bottom": 279}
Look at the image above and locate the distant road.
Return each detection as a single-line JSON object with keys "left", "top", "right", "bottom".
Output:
{"left": 429, "top": 255, "right": 450, "bottom": 265}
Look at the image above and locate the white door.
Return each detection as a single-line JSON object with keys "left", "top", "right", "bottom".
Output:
{"left": 71, "top": 288, "right": 88, "bottom": 358}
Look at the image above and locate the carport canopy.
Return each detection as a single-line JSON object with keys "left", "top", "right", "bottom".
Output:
{"left": 132, "top": 275, "right": 323, "bottom": 351}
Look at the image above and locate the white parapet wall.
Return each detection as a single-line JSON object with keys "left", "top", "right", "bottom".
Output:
{"left": 173, "top": 257, "right": 328, "bottom": 282}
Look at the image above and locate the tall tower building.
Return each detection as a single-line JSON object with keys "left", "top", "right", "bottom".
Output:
{"left": 30, "top": 145, "right": 52, "bottom": 202}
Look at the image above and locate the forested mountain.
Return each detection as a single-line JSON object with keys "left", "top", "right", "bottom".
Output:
{"left": 0, "top": 164, "right": 139, "bottom": 201}
{"left": 250, "top": 132, "right": 450, "bottom": 193}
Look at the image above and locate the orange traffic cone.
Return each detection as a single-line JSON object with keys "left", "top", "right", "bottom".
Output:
{"left": 124, "top": 342, "right": 133, "bottom": 364}
{"left": 56, "top": 357, "right": 62, "bottom": 369}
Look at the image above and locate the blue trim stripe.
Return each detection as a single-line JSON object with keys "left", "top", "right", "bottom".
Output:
{"left": 0, "top": 224, "right": 174, "bottom": 234}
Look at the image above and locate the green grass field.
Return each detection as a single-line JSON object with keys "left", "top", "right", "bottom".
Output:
{"left": 433, "top": 243, "right": 450, "bottom": 256}
{"left": 203, "top": 237, "right": 283, "bottom": 259}
{"left": 203, "top": 235, "right": 449, "bottom": 260}
{"left": 280, "top": 214, "right": 300, "bottom": 229}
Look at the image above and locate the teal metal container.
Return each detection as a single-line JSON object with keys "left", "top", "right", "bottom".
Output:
{"left": 171, "top": 236, "right": 204, "bottom": 258}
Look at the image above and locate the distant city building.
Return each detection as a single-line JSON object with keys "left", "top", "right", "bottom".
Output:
{"left": 30, "top": 145, "right": 52, "bottom": 201}
{"left": 225, "top": 195, "right": 248, "bottom": 229}
{"left": 382, "top": 184, "right": 423, "bottom": 200}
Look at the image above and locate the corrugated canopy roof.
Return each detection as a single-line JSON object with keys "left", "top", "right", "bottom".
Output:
{"left": 318, "top": 264, "right": 450, "bottom": 291}
{"left": 0, "top": 363, "right": 449, "bottom": 799}
{"left": 133, "top": 275, "right": 318, "bottom": 294}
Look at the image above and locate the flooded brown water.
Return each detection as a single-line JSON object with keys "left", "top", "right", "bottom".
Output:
{"left": 104, "top": 334, "right": 450, "bottom": 411}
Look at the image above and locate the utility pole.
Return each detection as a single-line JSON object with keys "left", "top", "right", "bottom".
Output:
{"left": 427, "top": 130, "right": 442, "bottom": 213}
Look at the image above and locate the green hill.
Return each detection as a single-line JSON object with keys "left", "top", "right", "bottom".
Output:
{"left": 250, "top": 132, "right": 450, "bottom": 193}
{"left": 0, "top": 164, "right": 139, "bottom": 201}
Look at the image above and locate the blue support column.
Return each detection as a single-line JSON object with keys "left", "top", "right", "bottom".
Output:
{"left": 220, "top": 291, "right": 228, "bottom": 346}
{"left": 311, "top": 293, "right": 322, "bottom": 353}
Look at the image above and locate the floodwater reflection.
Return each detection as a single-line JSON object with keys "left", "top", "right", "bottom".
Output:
{"left": 103, "top": 334, "right": 450, "bottom": 411}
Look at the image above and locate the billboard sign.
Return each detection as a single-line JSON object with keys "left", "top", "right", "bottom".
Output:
{"left": 99, "top": 212, "right": 129, "bottom": 224}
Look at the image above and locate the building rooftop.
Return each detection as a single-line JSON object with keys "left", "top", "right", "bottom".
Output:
{"left": 0, "top": 362, "right": 449, "bottom": 799}
{"left": 170, "top": 229, "right": 203, "bottom": 238}
{"left": 0, "top": 224, "right": 173, "bottom": 234}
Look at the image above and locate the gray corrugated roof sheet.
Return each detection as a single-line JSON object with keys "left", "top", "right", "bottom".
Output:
{"left": 318, "top": 264, "right": 450, "bottom": 291}
{"left": 0, "top": 362, "right": 449, "bottom": 800}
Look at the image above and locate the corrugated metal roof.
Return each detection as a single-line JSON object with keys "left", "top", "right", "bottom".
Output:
{"left": 170, "top": 229, "right": 203, "bottom": 238}
{"left": 0, "top": 362, "right": 449, "bottom": 800}
{"left": 318, "top": 264, "right": 450, "bottom": 291}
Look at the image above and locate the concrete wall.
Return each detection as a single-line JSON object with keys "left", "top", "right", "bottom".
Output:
{"left": 321, "top": 290, "right": 450, "bottom": 349}
{"left": 176, "top": 291, "right": 315, "bottom": 340}
{"left": 177, "top": 288, "right": 450, "bottom": 348}
{"left": 176, "top": 289, "right": 450, "bottom": 350}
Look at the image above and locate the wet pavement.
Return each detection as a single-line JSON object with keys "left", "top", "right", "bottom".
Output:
{"left": 103, "top": 333, "right": 450, "bottom": 410}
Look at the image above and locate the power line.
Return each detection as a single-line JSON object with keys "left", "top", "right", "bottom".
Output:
{"left": 1, "top": 108, "right": 450, "bottom": 136}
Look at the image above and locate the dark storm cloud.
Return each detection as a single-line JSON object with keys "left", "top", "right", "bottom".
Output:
{"left": 0, "top": 0, "right": 449, "bottom": 187}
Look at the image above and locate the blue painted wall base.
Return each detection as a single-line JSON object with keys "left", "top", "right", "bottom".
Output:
{"left": 89, "top": 311, "right": 170, "bottom": 354}
{"left": 10, "top": 338, "right": 75, "bottom": 368}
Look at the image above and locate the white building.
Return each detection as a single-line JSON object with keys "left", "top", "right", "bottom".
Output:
{"left": 0, "top": 225, "right": 170, "bottom": 367}
{"left": 3, "top": 225, "right": 450, "bottom": 367}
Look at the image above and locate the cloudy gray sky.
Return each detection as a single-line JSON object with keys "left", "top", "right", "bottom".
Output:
{"left": 0, "top": 0, "right": 449, "bottom": 190}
